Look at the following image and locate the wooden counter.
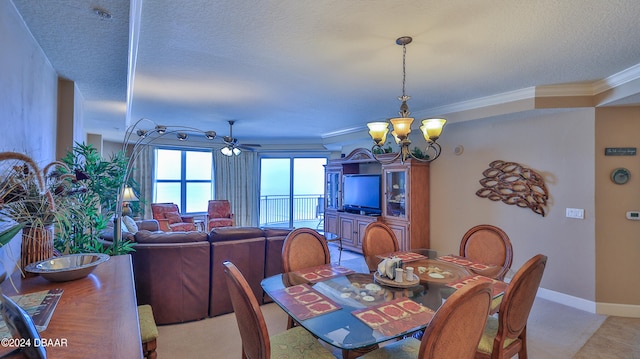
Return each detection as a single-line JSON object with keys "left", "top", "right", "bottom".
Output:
{"left": 0, "top": 255, "right": 143, "bottom": 358}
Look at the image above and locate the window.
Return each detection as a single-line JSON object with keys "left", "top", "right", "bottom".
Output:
{"left": 259, "top": 156, "right": 327, "bottom": 228}
{"left": 154, "top": 148, "right": 213, "bottom": 213}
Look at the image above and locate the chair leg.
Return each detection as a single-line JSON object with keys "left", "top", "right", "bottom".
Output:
{"left": 518, "top": 326, "right": 528, "bottom": 359}
{"left": 138, "top": 305, "right": 158, "bottom": 359}
{"left": 287, "top": 315, "right": 297, "bottom": 329}
{"left": 142, "top": 338, "right": 157, "bottom": 359}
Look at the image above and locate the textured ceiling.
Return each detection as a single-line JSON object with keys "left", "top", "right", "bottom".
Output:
{"left": 11, "top": 0, "right": 640, "bottom": 146}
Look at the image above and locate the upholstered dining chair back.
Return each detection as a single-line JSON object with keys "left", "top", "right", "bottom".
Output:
{"left": 223, "top": 261, "right": 335, "bottom": 359}
{"left": 280, "top": 228, "right": 331, "bottom": 330}
{"left": 460, "top": 224, "right": 513, "bottom": 280}
{"left": 476, "top": 254, "right": 548, "bottom": 359}
{"left": 362, "top": 222, "right": 399, "bottom": 272}
{"left": 207, "top": 200, "right": 234, "bottom": 229}
{"left": 223, "top": 261, "right": 271, "bottom": 359}
{"left": 281, "top": 228, "right": 331, "bottom": 273}
{"left": 419, "top": 280, "right": 493, "bottom": 358}
{"left": 361, "top": 280, "right": 493, "bottom": 359}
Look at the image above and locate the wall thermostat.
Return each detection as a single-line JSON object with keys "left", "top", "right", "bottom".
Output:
{"left": 626, "top": 211, "right": 640, "bottom": 220}
{"left": 611, "top": 168, "right": 630, "bottom": 185}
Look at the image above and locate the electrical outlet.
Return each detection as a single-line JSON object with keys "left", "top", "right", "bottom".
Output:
{"left": 566, "top": 208, "right": 585, "bottom": 219}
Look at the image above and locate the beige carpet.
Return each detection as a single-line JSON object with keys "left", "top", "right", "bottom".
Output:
{"left": 156, "top": 297, "right": 609, "bottom": 358}
{"left": 573, "top": 316, "right": 640, "bottom": 359}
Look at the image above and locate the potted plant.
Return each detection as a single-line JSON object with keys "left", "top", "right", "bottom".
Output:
{"left": 0, "top": 152, "right": 81, "bottom": 274}
{"left": 58, "top": 143, "right": 135, "bottom": 255}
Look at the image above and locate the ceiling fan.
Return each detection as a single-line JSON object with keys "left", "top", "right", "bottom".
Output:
{"left": 220, "top": 120, "right": 261, "bottom": 156}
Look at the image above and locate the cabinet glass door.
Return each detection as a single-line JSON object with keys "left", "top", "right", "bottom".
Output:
{"left": 326, "top": 171, "right": 341, "bottom": 209}
{"left": 385, "top": 170, "right": 407, "bottom": 218}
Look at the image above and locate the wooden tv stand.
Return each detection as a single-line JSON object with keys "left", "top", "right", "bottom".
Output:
{"left": 324, "top": 148, "right": 430, "bottom": 252}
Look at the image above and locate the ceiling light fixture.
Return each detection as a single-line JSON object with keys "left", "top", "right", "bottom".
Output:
{"left": 220, "top": 120, "right": 242, "bottom": 156}
{"left": 367, "top": 36, "right": 446, "bottom": 164}
{"left": 93, "top": 7, "right": 112, "bottom": 20}
{"left": 221, "top": 145, "right": 241, "bottom": 157}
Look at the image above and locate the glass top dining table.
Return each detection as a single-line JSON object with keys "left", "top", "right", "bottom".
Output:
{"left": 261, "top": 252, "right": 506, "bottom": 352}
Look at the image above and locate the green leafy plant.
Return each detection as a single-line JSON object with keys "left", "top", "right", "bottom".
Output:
{"left": 57, "top": 143, "right": 135, "bottom": 255}
{"left": 411, "top": 147, "right": 428, "bottom": 159}
{"left": 0, "top": 223, "right": 25, "bottom": 247}
{"left": 372, "top": 145, "right": 395, "bottom": 155}
{"left": 0, "top": 152, "right": 75, "bottom": 231}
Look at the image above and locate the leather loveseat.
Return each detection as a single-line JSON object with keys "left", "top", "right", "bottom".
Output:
{"left": 103, "top": 221, "right": 291, "bottom": 325}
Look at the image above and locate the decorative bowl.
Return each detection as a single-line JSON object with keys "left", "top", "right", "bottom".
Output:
{"left": 25, "top": 253, "right": 110, "bottom": 282}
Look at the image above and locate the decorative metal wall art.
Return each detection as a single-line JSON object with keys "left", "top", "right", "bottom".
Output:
{"left": 476, "top": 160, "right": 549, "bottom": 217}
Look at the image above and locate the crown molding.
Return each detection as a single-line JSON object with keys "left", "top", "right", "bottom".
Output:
{"left": 323, "top": 63, "right": 640, "bottom": 142}
{"left": 593, "top": 63, "right": 640, "bottom": 95}
{"left": 414, "top": 87, "right": 537, "bottom": 118}
{"left": 535, "top": 83, "right": 596, "bottom": 97}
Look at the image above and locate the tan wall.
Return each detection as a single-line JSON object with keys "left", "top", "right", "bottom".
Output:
{"left": 430, "top": 109, "right": 597, "bottom": 300}
{"left": 595, "top": 107, "right": 640, "bottom": 307}
{"left": 56, "top": 79, "right": 75, "bottom": 159}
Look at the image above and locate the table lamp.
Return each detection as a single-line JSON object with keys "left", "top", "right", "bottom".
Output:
{"left": 121, "top": 186, "right": 139, "bottom": 217}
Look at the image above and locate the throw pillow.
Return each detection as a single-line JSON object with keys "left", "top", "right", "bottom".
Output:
{"left": 165, "top": 212, "right": 182, "bottom": 224}
{"left": 122, "top": 216, "right": 139, "bottom": 233}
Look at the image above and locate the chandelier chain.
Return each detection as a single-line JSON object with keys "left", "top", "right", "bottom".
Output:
{"left": 401, "top": 43, "right": 407, "bottom": 98}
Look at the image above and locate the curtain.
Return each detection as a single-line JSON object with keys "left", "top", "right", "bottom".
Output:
{"left": 213, "top": 150, "right": 259, "bottom": 226}
{"left": 131, "top": 145, "right": 154, "bottom": 219}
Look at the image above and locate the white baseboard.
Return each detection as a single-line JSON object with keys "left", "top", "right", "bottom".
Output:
{"left": 537, "top": 287, "right": 597, "bottom": 313}
{"left": 537, "top": 287, "right": 640, "bottom": 317}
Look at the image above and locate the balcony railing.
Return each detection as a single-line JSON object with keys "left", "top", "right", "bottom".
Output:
{"left": 260, "top": 194, "right": 324, "bottom": 228}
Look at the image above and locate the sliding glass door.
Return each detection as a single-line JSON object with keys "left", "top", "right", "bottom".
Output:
{"left": 260, "top": 157, "right": 327, "bottom": 229}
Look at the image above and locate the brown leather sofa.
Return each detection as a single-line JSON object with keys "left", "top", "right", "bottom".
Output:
{"left": 208, "top": 226, "right": 291, "bottom": 316}
{"left": 102, "top": 221, "right": 291, "bottom": 324}
{"left": 133, "top": 228, "right": 210, "bottom": 325}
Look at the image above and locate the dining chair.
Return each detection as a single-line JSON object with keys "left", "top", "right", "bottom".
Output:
{"left": 222, "top": 261, "right": 335, "bottom": 359}
{"left": 360, "top": 280, "right": 494, "bottom": 359}
{"left": 475, "top": 254, "right": 548, "bottom": 359}
{"left": 460, "top": 224, "right": 513, "bottom": 280}
{"left": 362, "top": 222, "right": 400, "bottom": 272}
{"left": 281, "top": 228, "right": 331, "bottom": 273}
{"left": 281, "top": 228, "right": 331, "bottom": 328}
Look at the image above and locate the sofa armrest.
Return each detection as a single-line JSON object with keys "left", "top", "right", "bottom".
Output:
{"left": 136, "top": 219, "right": 160, "bottom": 232}
{"left": 181, "top": 215, "right": 195, "bottom": 223}
{"left": 132, "top": 242, "right": 210, "bottom": 325}
{"left": 100, "top": 228, "right": 135, "bottom": 242}
{"left": 157, "top": 218, "right": 171, "bottom": 232}
{"left": 210, "top": 237, "right": 266, "bottom": 316}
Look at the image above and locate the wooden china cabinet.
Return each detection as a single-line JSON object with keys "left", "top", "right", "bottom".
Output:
{"left": 380, "top": 158, "right": 430, "bottom": 250}
{"left": 323, "top": 148, "right": 430, "bottom": 252}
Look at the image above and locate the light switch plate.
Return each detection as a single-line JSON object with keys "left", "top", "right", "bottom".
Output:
{"left": 566, "top": 208, "right": 585, "bottom": 219}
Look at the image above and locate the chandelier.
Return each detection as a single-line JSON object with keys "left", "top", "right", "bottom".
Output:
{"left": 367, "top": 36, "right": 446, "bottom": 164}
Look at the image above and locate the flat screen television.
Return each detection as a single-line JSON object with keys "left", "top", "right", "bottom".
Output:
{"left": 342, "top": 174, "right": 381, "bottom": 215}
